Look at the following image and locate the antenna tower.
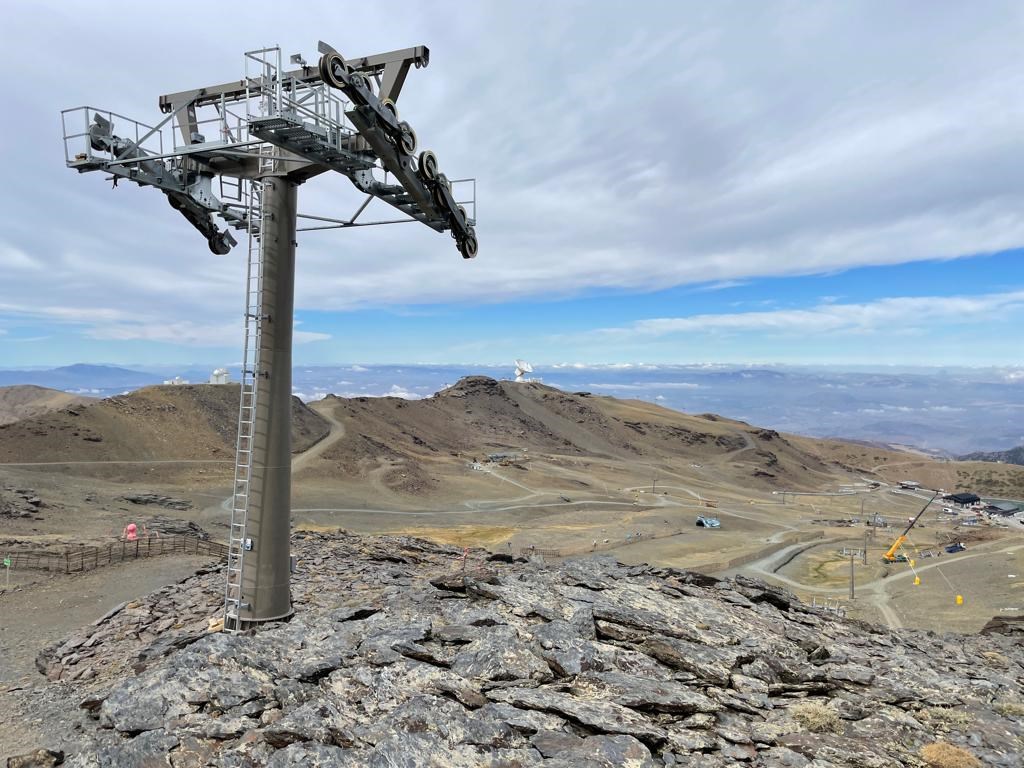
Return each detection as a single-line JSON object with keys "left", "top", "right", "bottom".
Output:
{"left": 62, "top": 42, "right": 478, "bottom": 631}
{"left": 514, "top": 359, "right": 533, "bottom": 382}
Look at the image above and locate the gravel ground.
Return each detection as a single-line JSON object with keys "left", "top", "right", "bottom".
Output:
{"left": 0, "top": 555, "right": 215, "bottom": 758}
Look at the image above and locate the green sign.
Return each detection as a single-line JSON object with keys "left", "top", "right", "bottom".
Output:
{"left": 2, "top": 557, "right": 10, "bottom": 568}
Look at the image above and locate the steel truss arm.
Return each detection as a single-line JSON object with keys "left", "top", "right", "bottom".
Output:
{"left": 84, "top": 114, "right": 240, "bottom": 253}
{"left": 157, "top": 45, "right": 429, "bottom": 114}
{"left": 317, "top": 48, "right": 478, "bottom": 258}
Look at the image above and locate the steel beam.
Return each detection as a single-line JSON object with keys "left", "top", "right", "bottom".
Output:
{"left": 158, "top": 46, "right": 429, "bottom": 113}
{"left": 236, "top": 173, "right": 297, "bottom": 628}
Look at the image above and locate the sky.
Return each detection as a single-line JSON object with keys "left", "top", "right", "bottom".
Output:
{"left": 1, "top": 1, "right": 1023, "bottom": 368}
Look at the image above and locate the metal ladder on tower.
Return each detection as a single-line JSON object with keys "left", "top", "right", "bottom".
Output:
{"left": 224, "top": 174, "right": 268, "bottom": 631}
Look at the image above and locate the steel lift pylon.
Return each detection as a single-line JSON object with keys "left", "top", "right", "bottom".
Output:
{"left": 62, "top": 42, "right": 478, "bottom": 631}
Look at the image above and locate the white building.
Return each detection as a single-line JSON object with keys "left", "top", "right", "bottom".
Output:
{"left": 210, "top": 368, "right": 230, "bottom": 385}
{"left": 163, "top": 376, "right": 189, "bottom": 386}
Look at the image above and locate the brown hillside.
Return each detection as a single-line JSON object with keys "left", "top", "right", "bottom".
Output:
{"left": 0, "top": 384, "right": 329, "bottom": 465}
{"left": 301, "top": 376, "right": 841, "bottom": 496}
{"left": 0, "top": 385, "right": 95, "bottom": 426}
{"left": 793, "top": 436, "right": 1024, "bottom": 498}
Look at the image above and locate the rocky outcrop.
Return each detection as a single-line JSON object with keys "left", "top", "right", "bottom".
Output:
{"left": 0, "top": 485, "right": 45, "bottom": 518}
{"left": 120, "top": 493, "right": 193, "bottom": 511}
{"left": 19, "top": 533, "right": 1024, "bottom": 766}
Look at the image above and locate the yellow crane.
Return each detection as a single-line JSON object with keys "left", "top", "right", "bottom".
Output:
{"left": 882, "top": 492, "right": 938, "bottom": 563}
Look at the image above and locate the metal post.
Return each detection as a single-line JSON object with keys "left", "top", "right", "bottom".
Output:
{"left": 862, "top": 530, "right": 868, "bottom": 565}
{"left": 849, "top": 553, "right": 855, "bottom": 600}
{"left": 237, "top": 173, "right": 297, "bottom": 627}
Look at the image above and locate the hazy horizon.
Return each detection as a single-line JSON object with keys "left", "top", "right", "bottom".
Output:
{"left": 2, "top": 361, "right": 1020, "bottom": 456}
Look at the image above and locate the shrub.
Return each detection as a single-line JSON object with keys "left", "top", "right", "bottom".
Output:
{"left": 993, "top": 701, "right": 1024, "bottom": 717}
{"left": 788, "top": 700, "right": 842, "bottom": 734}
{"left": 923, "top": 707, "right": 973, "bottom": 729}
{"left": 919, "top": 742, "right": 981, "bottom": 768}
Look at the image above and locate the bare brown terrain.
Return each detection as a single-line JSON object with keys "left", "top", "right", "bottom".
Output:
{"left": 0, "top": 385, "right": 95, "bottom": 426}
{"left": 298, "top": 377, "right": 840, "bottom": 500}
{"left": 796, "top": 436, "right": 1024, "bottom": 498}
{"left": 1, "top": 375, "right": 1022, "bottom": 669}
{"left": 0, "top": 384, "right": 328, "bottom": 481}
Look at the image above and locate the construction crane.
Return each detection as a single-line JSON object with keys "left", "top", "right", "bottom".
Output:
{"left": 882, "top": 492, "right": 938, "bottom": 563}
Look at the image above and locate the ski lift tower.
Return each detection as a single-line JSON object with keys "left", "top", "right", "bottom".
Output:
{"left": 61, "top": 42, "right": 478, "bottom": 631}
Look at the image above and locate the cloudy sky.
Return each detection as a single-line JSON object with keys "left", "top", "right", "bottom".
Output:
{"left": 2, "top": 1, "right": 1023, "bottom": 368}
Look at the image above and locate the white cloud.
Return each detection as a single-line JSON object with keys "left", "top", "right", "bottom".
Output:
{"left": 292, "top": 391, "right": 328, "bottom": 402}
{"left": 325, "top": 383, "right": 424, "bottom": 400}
{"left": 2, "top": 3, "right": 1024, "bottom": 354}
{"left": 586, "top": 290, "right": 1024, "bottom": 340}
{"left": 0, "top": 246, "right": 45, "bottom": 272}
{"left": 859, "top": 404, "right": 966, "bottom": 415}
{"left": 294, "top": 331, "right": 331, "bottom": 344}
{"left": 691, "top": 281, "right": 749, "bottom": 293}
{"left": 587, "top": 382, "right": 701, "bottom": 391}
{"left": 385, "top": 384, "right": 422, "bottom": 399}
{"left": 85, "top": 320, "right": 241, "bottom": 347}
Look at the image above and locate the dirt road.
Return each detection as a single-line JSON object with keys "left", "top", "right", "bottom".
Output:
{"left": 292, "top": 402, "right": 346, "bottom": 473}
{"left": 0, "top": 555, "right": 216, "bottom": 758}
{"left": 0, "top": 556, "right": 214, "bottom": 685}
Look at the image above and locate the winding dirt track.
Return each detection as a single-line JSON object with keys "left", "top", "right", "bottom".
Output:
{"left": 291, "top": 402, "right": 346, "bottom": 473}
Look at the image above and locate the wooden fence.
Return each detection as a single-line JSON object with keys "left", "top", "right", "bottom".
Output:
{"left": 3, "top": 535, "right": 228, "bottom": 574}
{"left": 518, "top": 547, "right": 562, "bottom": 558}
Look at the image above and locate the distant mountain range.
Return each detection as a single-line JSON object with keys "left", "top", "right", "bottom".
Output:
{"left": 958, "top": 445, "right": 1024, "bottom": 467}
{"left": 2, "top": 375, "right": 1022, "bottom": 499}
{"left": 0, "top": 363, "right": 1021, "bottom": 455}
{"left": 0, "top": 364, "right": 162, "bottom": 392}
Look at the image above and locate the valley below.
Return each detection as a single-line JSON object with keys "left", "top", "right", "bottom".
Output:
{"left": 1, "top": 376, "right": 1023, "bottom": 762}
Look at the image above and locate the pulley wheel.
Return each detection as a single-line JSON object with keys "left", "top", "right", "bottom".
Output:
{"left": 380, "top": 98, "right": 398, "bottom": 120}
{"left": 433, "top": 174, "right": 452, "bottom": 209}
{"left": 399, "top": 121, "right": 417, "bottom": 155}
{"left": 347, "top": 72, "right": 370, "bottom": 96}
{"left": 459, "top": 231, "right": 478, "bottom": 259}
{"left": 418, "top": 150, "right": 438, "bottom": 181}
{"left": 433, "top": 185, "right": 447, "bottom": 209}
{"left": 319, "top": 53, "right": 346, "bottom": 89}
{"left": 208, "top": 234, "right": 231, "bottom": 256}
{"left": 456, "top": 205, "right": 468, "bottom": 225}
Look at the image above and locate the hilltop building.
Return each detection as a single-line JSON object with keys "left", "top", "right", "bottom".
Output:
{"left": 944, "top": 492, "right": 981, "bottom": 507}
{"left": 163, "top": 376, "right": 189, "bottom": 386}
{"left": 210, "top": 368, "right": 230, "bottom": 385}
{"left": 985, "top": 501, "right": 1021, "bottom": 517}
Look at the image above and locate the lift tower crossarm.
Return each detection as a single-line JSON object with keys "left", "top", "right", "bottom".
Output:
{"left": 157, "top": 45, "right": 429, "bottom": 115}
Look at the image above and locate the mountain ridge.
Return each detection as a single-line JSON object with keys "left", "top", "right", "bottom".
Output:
{"left": 959, "top": 445, "right": 1024, "bottom": 467}
{"left": 0, "top": 385, "right": 96, "bottom": 426}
